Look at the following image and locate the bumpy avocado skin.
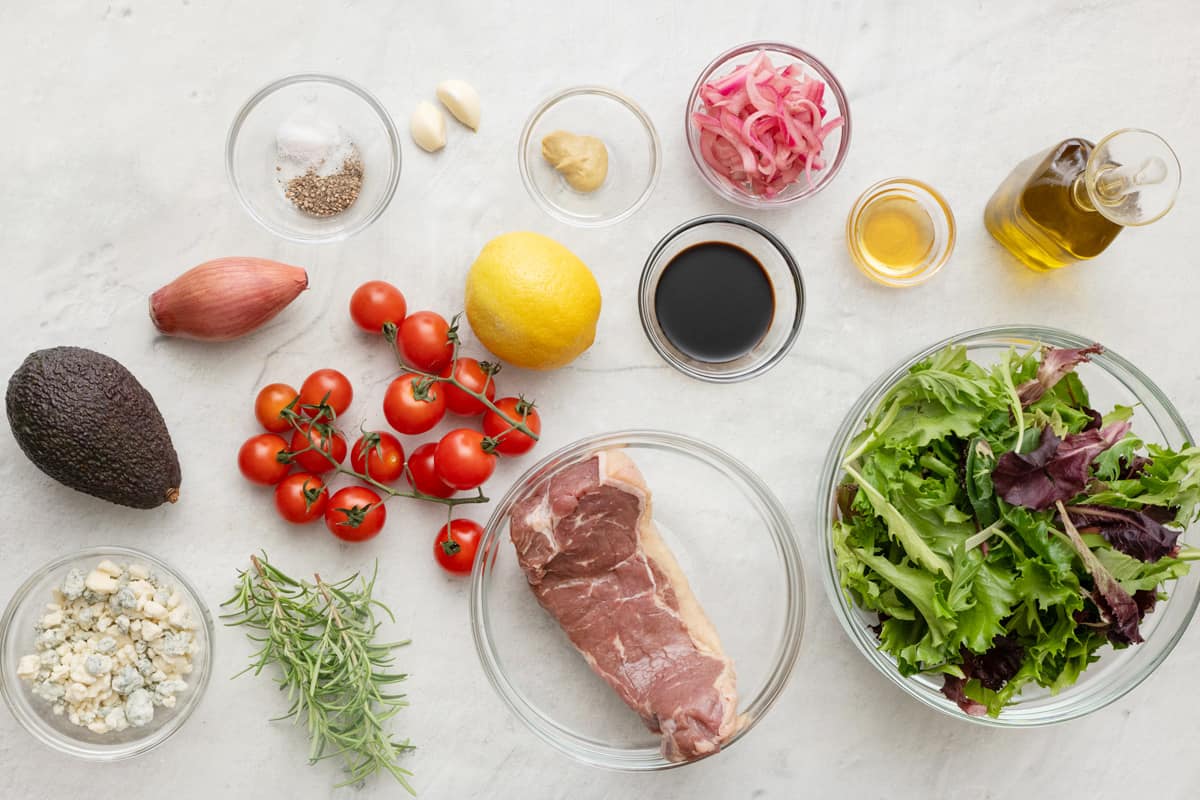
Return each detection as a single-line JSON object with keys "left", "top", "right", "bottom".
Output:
{"left": 6, "top": 346, "right": 182, "bottom": 509}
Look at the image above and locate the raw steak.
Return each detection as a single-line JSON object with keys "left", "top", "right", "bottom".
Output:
{"left": 508, "top": 449, "right": 741, "bottom": 761}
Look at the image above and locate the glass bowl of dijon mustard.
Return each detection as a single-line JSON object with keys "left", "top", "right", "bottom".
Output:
{"left": 518, "top": 86, "right": 661, "bottom": 228}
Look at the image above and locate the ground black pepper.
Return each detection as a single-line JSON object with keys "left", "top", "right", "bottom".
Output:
{"left": 284, "top": 155, "right": 365, "bottom": 217}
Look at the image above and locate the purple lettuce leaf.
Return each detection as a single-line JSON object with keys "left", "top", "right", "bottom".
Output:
{"left": 1047, "top": 421, "right": 1131, "bottom": 489}
{"left": 940, "top": 635, "right": 1025, "bottom": 714}
{"left": 993, "top": 421, "right": 1131, "bottom": 510}
{"left": 1120, "top": 455, "right": 1153, "bottom": 480}
{"left": 1062, "top": 504, "right": 1181, "bottom": 563}
{"left": 940, "top": 675, "right": 987, "bottom": 716}
{"left": 1134, "top": 589, "right": 1158, "bottom": 619}
{"left": 960, "top": 635, "right": 1025, "bottom": 691}
{"left": 1017, "top": 344, "right": 1104, "bottom": 407}
{"left": 991, "top": 427, "right": 1062, "bottom": 509}
{"left": 1090, "top": 588, "right": 1143, "bottom": 646}
{"left": 1056, "top": 502, "right": 1143, "bottom": 646}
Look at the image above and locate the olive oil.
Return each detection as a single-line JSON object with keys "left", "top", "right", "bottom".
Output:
{"left": 984, "top": 129, "right": 1180, "bottom": 272}
{"left": 854, "top": 195, "right": 935, "bottom": 278}
{"left": 984, "top": 139, "right": 1121, "bottom": 271}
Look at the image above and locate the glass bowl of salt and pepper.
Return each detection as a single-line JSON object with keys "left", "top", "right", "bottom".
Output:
{"left": 226, "top": 73, "right": 401, "bottom": 243}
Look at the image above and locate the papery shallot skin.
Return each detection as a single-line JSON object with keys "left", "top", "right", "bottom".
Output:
{"left": 150, "top": 257, "right": 308, "bottom": 341}
{"left": 508, "top": 450, "right": 741, "bottom": 761}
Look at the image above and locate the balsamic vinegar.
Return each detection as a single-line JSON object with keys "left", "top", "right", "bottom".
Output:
{"left": 654, "top": 242, "right": 774, "bottom": 363}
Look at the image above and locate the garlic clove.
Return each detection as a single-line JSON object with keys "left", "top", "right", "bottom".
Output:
{"left": 436, "top": 80, "right": 481, "bottom": 131}
{"left": 411, "top": 101, "right": 447, "bottom": 152}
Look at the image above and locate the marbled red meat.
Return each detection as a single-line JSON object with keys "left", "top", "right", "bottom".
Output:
{"left": 508, "top": 449, "right": 741, "bottom": 761}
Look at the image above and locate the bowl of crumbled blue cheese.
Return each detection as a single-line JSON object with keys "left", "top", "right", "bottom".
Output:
{"left": 0, "top": 546, "right": 212, "bottom": 760}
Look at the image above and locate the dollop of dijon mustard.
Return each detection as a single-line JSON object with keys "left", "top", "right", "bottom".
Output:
{"left": 540, "top": 130, "right": 608, "bottom": 193}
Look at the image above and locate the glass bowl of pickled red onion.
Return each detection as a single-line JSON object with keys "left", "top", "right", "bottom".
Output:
{"left": 685, "top": 42, "right": 851, "bottom": 208}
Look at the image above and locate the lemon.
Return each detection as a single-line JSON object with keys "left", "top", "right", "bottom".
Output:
{"left": 465, "top": 232, "right": 601, "bottom": 370}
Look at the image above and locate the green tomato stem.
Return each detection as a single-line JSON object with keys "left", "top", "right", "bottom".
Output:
{"left": 286, "top": 416, "right": 489, "bottom": 509}
{"left": 389, "top": 331, "right": 540, "bottom": 441}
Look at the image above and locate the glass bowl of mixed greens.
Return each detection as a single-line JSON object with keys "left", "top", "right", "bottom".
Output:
{"left": 819, "top": 325, "right": 1200, "bottom": 725}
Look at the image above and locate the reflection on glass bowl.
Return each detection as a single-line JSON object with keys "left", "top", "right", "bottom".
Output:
{"left": 471, "top": 430, "right": 804, "bottom": 770}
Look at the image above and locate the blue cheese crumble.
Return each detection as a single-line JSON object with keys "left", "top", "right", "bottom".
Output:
{"left": 16, "top": 559, "right": 200, "bottom": 734}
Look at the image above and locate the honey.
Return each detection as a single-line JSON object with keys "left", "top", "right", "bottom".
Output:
{"left": 846, "top": 178, "right": 955, "bottom": 287}
{"left": 854, "top": 196, "right": 936, "bottom": 278}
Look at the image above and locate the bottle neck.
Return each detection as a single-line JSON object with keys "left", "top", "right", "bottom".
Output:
{"left": 1070, "top": 176, "right": 1098, "bottom": 214}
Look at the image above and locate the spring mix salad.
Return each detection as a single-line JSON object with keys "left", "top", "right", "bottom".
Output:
{"left": 833, "top": 343, "right": 1200, "bottom": 716}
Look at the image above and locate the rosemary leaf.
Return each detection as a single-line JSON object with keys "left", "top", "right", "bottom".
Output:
{"left": 221, "top": 553, "right": 415, "bottom": 794}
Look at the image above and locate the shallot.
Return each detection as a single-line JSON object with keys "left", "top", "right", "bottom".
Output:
{"left": 150, "top": 257, "right": 308, "bottom": 341}
{"left": 692, "top": 51, "right": 844, "bottom": 198}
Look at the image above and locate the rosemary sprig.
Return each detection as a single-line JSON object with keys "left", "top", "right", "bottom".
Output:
{"left": 221, "top": 554, "right": 415, "bottom": 793}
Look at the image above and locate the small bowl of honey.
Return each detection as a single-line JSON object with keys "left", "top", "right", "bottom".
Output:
{"left": 845, "top": 177, "right": 955, "bottom": 287}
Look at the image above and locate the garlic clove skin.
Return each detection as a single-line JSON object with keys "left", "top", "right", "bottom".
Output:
{"left": 411, "top": 101, "right": 447, "bottom": 152}
{"left": 436, "top": 80, "right": 481, "bottom": 131}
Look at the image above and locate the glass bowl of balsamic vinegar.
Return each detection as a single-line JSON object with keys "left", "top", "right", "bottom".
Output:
{"left": 639, "top": 215, "right": 804, "bottom": 382}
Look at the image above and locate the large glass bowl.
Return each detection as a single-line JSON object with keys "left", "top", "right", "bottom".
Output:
{"left": 1, "top": 546, "right": 214, "bottom": 760}
{"left": 685, "top": 42, "right": 850, "bottom": 209}
{"left": 818, "top": 325, "right": 1199, "bottom": 726}
{"left": 471, "top": 430, "right": 804, "bottom": 770}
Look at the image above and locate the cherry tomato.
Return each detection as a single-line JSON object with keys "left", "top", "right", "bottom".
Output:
{"left": 405, "top": 442, "right": 456, "bottom": 498}
{"left": 238, "top": 433, "right": 291, "bottom": 485}
{"left": 399, "top": 311, "right": 454, "bottom": 372}
{"left": 289, "top": 424, "right": 347, "bottom": 474}
{"left": 482, "top": 397, "right": 542, "bottom": 455}
{"left": 299, "top": 368, "right": 353, "bottom": 418}
{"left": 434, "top": 519, "right": 484, "bottom": 574}
{"left": 324, "top": 487, "right": 386, "bottom": 542}
{"left": 254, "top": 383, "right": 299, "bottom": 433}
{"left": 434, "top": 428, "right": 496, "bottom": 490}
{"left": 440, "top": 357, "right": 497, "bottom": 416}
{"left": 350, "top": 431, "right": 405, "bottom": 484}
{"left": 273, "top": 473, "right": 328, "bottom": 524}
{"left": 349, "top": 280, "right": 407, "bottom": 335}
{"left": 383, "top": 373, "right": 446, "bottom": 435}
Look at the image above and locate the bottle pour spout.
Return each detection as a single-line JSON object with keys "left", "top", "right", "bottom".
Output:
{"left": 1084, "top": 128, "right": 1181, "bottom": 227}
{"left": 1094, "top": 156, "right": 1168, "bottom": 202}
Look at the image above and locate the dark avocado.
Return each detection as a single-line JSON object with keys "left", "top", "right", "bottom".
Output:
{"left": 6, "top": 346, "right": 181, "bottom": 509}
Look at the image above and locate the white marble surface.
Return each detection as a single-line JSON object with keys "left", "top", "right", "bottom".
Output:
{"left": 2, "top": 1, "right": 1199, "bottom": 797}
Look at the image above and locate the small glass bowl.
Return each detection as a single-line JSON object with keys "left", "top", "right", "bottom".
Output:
{"left": 639, "top": 215, "right": 804, "bottom": 382}
{"left": 471, "top": 430, "right": 805, "bottom": 770}
{"left": 685, "top": 42, "right": 851, "bottom": 208}
{"left": 845, "top": 177, "right": 956, "bottom": 287}
{"left": 518, "top": 86, "right": 661, "bottom": 227}
{"left": 819, "top": 325, "right": 1200, "bottom": 726}
{"left": 1, "top": 546, "right": 214, "bottom": 760}
{"left": 226, "top": 73, "right": 401, "bottom": 243}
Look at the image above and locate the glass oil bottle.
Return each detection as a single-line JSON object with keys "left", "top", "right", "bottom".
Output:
{"left": 984, "top": 128, "right": 1180, "bottom": 272}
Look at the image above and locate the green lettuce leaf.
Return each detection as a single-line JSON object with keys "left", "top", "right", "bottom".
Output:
{"left": 833, "top": 343, "right": 1196, "bottom": 717}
